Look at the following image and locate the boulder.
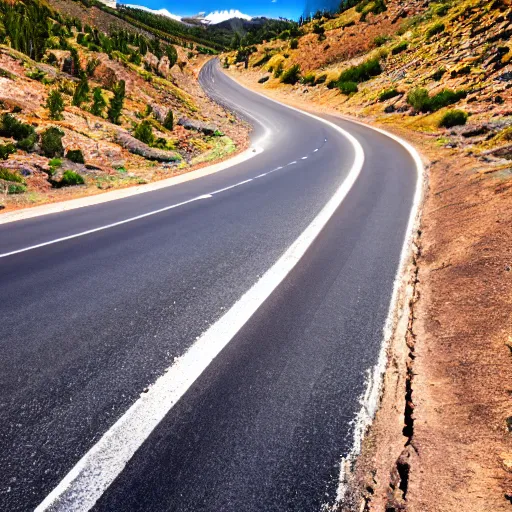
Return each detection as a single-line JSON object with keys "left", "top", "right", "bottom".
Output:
{"left": 115, "top": 131, "right": 180, "bottom": 162}
{"left": 177, "top": 117, "right": 218, "bottom": 135}
{"left": 157, "top": 56, "right": 171, "bottom": 78}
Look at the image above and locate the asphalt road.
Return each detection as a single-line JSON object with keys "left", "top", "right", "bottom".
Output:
{"left": 0, "top": 60, "right": 417, "bottom": 511}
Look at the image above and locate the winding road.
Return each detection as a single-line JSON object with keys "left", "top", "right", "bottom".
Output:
{"left": 0, "top": 59, "right": 418, "bottom": 511}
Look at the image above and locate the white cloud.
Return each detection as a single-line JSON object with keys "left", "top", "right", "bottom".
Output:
{"left": 204, "top": 9, "right": 252, "bottom": 24}
{"left": 122, "top": 4, "right": 182, "bottom": 21}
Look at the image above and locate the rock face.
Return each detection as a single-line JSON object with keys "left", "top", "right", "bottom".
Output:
{"left": 115, "top": 131, "right": 180, "bottom": 162}
{"left": 143, "top": 52, "right": 159, "bottom": 72}
{"left": 178, "top": 117, "right": 218, "bottom": 135}
{"left": 157, "top": 56, "right": 171, "bottom": 78}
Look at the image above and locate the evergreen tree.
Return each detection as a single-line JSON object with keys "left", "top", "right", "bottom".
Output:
{"left": 90, "top": 87, "right": 106, "bottom": 117}
{"left": 46, "top": 90, "right": 65, "bottom": 120}
{"left": 165, "top": 45, "right": 178, "bottom": 67}
{"left": 163, "top": 110, "right": 173, "bottom": 130}
{"left": 69, "top": 47, "right": 81, "bottom": 76}
{"left": 72, "top": 73, "right": 89, "bottom": 107}
{"left": 107, "top": 80, "right": 125, "bottom": 125}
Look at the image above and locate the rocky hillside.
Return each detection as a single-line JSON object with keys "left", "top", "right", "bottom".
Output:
{"left": 0, "top": 0, "right": 248, "bottom": 210}
{"left": 227, "top": 1, "right": 512, "bottom": 511}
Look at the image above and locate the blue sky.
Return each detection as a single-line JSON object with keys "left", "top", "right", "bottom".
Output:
{"left": 137, "top": 0, "right": 304, "bottom": 20}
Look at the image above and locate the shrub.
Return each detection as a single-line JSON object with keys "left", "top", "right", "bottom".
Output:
{"left": 406, "top": 88, "right": 431, "bottom": 112}
{"left": 46, "top": 90, "right": 65, "bottom": 120}
{"left": 435, "top": 4, "right": 449, "bottom": 16}
{"left": 107, "top": 80, "right": 125, "bottom": 125}
{"left": 258, "top": 76, "right": 269, "bottom": 84}
{"left": 41, "top": 127, "right": 64, "bottom": 157}
{"left": 439, "top": 110, "right": 468, "bottom": 128}
{"left": 0, "top": 143, "right": 16, "bottom": 160}
{"left": 391, "top": 41, "right": 408, "bottom": 55}
{"left": 0, "top": 168, "right": 24, "bottom": 183}
{"left": 374, "top": 35, "right": 390, "bottom": 47}
{"left": 86, "top": 58, "right": 100, "bottom": 77}
{"left": 290, "top": 38, "right": 299, "bottom": 50}
{"left": 0, "top": 114, "right": 35, "bottom": 140}
{"left": 280, "top": 64, "right": 301, "bottom": 84}
{"left": 60, "top": 170, "right": 85, "bottom": 186}
{"left": 315, "top": 74, "right": 327, "bottom": 85}
{"left": 379, "top": 88, "right": 400, "bottom": 101}
{"left": 66, "top": 149, "right": 84, "bottom": 163}
{"left": 338, "top": 58, "right": 382, "bottom": 84}
{"left": 253, "top": 53, "right": 271, "bottom": 67}
{"left": 8, "top": 183, "right": 26, "bottom": 194}
{"left": 26, "top": 68, "right": 46, "bottom": 81}
{"left": 429, "top": 89, "right": 467, "bottom": 111}
{"left": 163, "top": 110, "right": 174, "bottom": 130}
{"left": 312, "top": 23, "right": 325, "bottom": 35}
{"left": 301, "top": 73, "right": 316, "bottom": 85}
{"left": 91, "top": 87, "right": 106, "bottom": 117}
{"left": 426, "top": 22, "right": 445, "bottom": 39}
{"left": 431, "top": 68, "right": 446, "bottom": 81}
{"left": 273, "top": 61, "right": 284, "bottom": 78}
{"left": 407, "top": 88, "right": 466, "bottom": 113}
{"left": 134, "top": 120, "right": 154, "bottom": 145}
{"left": 16, "top": 133, "right": 38, "bottom": 151}
{"left": 338, "top": 81, "right": 358, "bottom": 94}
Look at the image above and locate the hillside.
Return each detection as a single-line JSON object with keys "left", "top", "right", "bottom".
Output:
{"left": 227, "top": 0, "right": 512, "bottom": 511}
{"left": 0, "top": 0, "right": 251, "bottom": 210}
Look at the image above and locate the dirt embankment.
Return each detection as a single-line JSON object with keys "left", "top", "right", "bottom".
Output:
{"left": 226, "top": 57, "right": 512, "bottom": 510}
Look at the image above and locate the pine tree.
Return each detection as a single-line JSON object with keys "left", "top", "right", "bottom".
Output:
{"left": 91, "top": 87, "right": 106, "bottom": 117}
{"left": 163, "top": 110, "right": 173, "bottom": 130}
{"left": 165, "top": 45, "right": 178, "bottom": 67}
{"left": 72, "top": 73, "right": 89, "bottom": 107}
{"left": 107, "top": 80, "right": 125, "bottom": 125}
{"left": 46, "top": 90, "right": 65, "bottom": 120}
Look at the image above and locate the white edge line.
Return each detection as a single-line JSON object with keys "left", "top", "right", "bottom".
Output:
{"left": 331, "top": 117, "right": 425, "bottom": 505}
{"left": 35, "top": 83, "right": 365, "bottom": 512}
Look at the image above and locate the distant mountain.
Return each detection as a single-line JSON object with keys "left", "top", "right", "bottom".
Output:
{"left": 121, "top": 5, "right": 254, "bottom": 26}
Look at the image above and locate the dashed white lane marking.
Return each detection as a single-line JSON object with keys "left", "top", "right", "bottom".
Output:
{"left": 288, "top": 161, "right": 297, "bottom": 165}
{"left": 302, "top": 157, "right": 308, "bottom": 160}
{"left": 210, "top": 179, "right": 253, "bottom": 195}
{"left": 35, "top": 85, "right": 365, "bottom": 512}
{"left": 314, "top": 149, "right": 319, "bottom": 152}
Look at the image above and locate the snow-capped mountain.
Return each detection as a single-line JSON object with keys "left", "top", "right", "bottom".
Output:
{"left": 121, "top": 5, "right": 253, "bottom": 25}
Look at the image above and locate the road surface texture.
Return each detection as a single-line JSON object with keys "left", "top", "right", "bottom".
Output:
{"left": 0, "top": 59, "right": 417, "bottom": 511}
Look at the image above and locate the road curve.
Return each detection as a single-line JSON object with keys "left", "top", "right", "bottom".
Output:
{"left": 0, "top": 59, "right": 417, "bottom": 511}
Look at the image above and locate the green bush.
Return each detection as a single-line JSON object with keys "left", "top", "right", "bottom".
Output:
{"left": 374, "top": 35, "right": 390, "bottom": 47}
{"left": 0, "top": 143, "right": 16, "bottom": 160}
{"left": 280, "top": 64, "right": 301, "bottom": 84}
{"left": 26, "top": 68, "right": 46, "bottom": 81}
{"left": 0, "top": 114, "right": 35, "bottom": 141}
{"left": 60, "top": 170, "right": 85, "bottom": 186}
{"left": 431, "top": 68, "right": 446, "bottom": 81}
{"left": 253, "top": 53, "right": 271, "bottom": 67}
{"left": 315, "top": 74, "right": 327, "bottom": 85}
{"left": 429, "top": 89, "right": 467, "bottom": 111}
{"left": 46, "top": 90, "right": 65, "bottom": 120}
{"left": 391, "top": 41, "right": 408, "bottom": 55}
{"left": 163, "top": 110, "right": 174, "bottom": 130}
{"left": 338, "top": 58, "right": 382, "bottom": 84}
{"left": 134, "top": 120, "right": 154, "bottom": 145}
{"left": 290, "top": 38, "right": 299, "bottom": 50}
{"left": 8, "top": 183, "right": 26, "bottom": 194}
{"left": 312, "top": 23, "right": 325, "bottom": 35}
{"left": 426, "top": 22, "right": 445, "bottom": 39}
{"left": 338, "top": 81, "right": 358, "bottom": 94}
{"left": 435, "top": 4, "right": 449, "bottom": 16}
{"left": 407, "top": 88, "right": 466, "bottom": 113}
{"left": 379, "top": 88, "right": 400, "bottom": 101}
{"left": 91, "top": 87, "right": 106, "bottom": 117}
{"left": 16, "top": 133, "right": 38, "bottom": 151}
{"left": 301, "top": 73, "right": 316, "bottom": 85}
{"left": 0, "top": 168, "right": 24, "bottom": 183}
{"left": 41, "top": 127, "right": 64, "bottom": 157}
{"left": 66, "top": 149, "right": 84, "bottom": 163}
{"left": 273, "top": 61, "right": 284, "bottom": 78}
{"left": 439, "top": 110, "right": 468, "bottom": 128}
